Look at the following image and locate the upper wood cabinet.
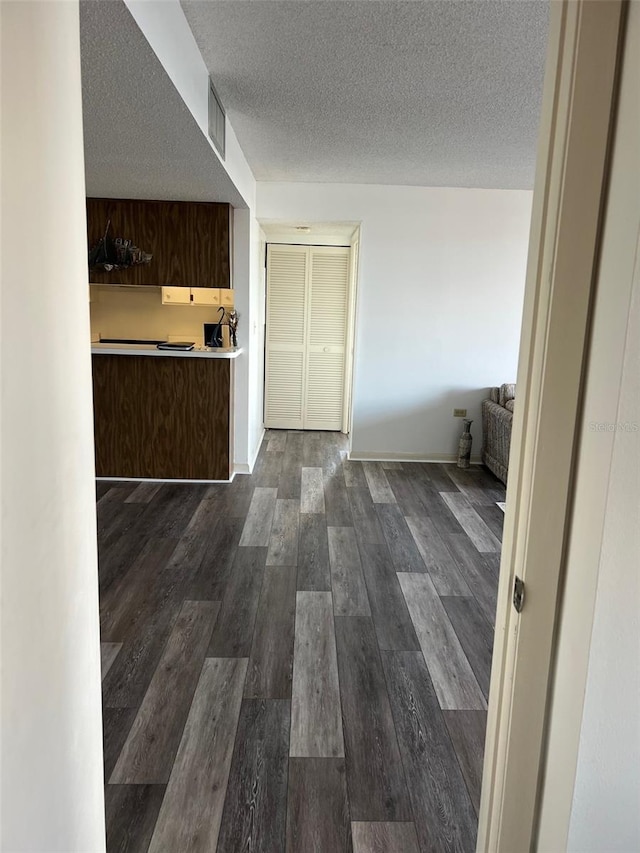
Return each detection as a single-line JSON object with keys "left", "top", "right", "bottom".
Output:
{"left": 87, "top": 198, "right": 231, "bottom": 288}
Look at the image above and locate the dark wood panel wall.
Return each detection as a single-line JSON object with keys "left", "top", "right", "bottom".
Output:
{"left": 92, "top": 355, "right": 231, "bottom": 480}
{"left": 87, "top": 198, "right": 231, "bottom": 288}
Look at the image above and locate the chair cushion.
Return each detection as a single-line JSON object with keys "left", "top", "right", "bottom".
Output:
{"left": 499, "top": 383, "right": 516, "bottom": 407}
{"left": 505, "top": 398, "right": 515, "bottom": 413}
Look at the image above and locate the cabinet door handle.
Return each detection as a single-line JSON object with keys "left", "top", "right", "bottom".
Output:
{"left": 323, "top": 347, "right": 330, "bottom": 352}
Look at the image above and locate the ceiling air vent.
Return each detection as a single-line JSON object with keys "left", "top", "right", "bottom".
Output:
{"left": 208, "top": 77, "right": 226, "bottom": 160}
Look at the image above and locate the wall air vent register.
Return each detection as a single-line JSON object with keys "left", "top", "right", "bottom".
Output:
{"left": 208, "top": 76, "right": 226, "bottom": 160}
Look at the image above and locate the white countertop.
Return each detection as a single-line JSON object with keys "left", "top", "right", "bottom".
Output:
{"left": 91, "top": 343, "right": 243, "bottom": 359}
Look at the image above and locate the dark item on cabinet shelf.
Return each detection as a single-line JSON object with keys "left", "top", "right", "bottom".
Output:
{"left": 88, "top": 219, "right": 153, "bottom": 272}
{"left": 204, "top": 307, "right": 226, "bottom": 347}
{"left": 86, "top": 198, "right": 231, "bottom": 288}
{"left": 157, "top": 342, "right": 195, "bottom": 351}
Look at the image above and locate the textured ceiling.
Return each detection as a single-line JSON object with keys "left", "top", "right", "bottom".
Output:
{"left": 80, "top": 0, "right": 245, "bottom": 205}
{"left": 181, "top": 0, "right": 549, "bottom": 189}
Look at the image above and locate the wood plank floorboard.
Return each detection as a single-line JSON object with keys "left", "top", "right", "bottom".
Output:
{"left": 404, "top": 515, "right": 471, "bottom": 595}
{"left": 278, "top": 433, "right": 304, "bottom": 499}
{"left": 342, "top": 458, "right": 367, "bottom": 489}
{"left": 110, "top": 601, "right": 219, "bottom": 784}
{"left": 105, "top": 784, "right": 166, "bottom": 853}
{"left": 207, "top": 547, "right": 267, "bottom": 658}
{"left": 351, "top": 821, "right": 420, "bottom": 853}
{"left": 253, "top": 450, "right": 284, "bottom": 488}
{"left": 240, "top": 487, "right": 278, "bottom": 547}
{"left": 217, "top": 700, "right": 290, "bottom": 853}
{"left": 335, "top": 615, "right": 412, "bottom": 821}
{"left": 440, "top": 532, "right": 499, "bottom": 626}
{"left": 441, "top": 596, "right": 494, "bottom": 699}
{"left": 440, "top": 492, "right": 502, "bottom": 553}
{"left": 286, "top": 758, "right": 352, "bottom": 853}
{"left": 266, "top": 499, "right": 300, "bottom": 566}
{"left": 346, "top": 487, "right": 386, "bottom": 546}
{"left": 382, "top": 650, "right": 478, "bottom": 853}
{"left": 358, "top": 542, "right": 420, "bottom": 651}
{"left": 301, "top": 467, "right": 325, "bottom": 513}
{"left": 100, "top": 538, "right": 179, "bottom": 641}
{"left": 267, "top": 430, "right": 288, "bottom": 452}
{"left": 328, "top": 527, "right": 371, "bottom": 617}
{"left": 98, "top": 503, "right": 147, "bottom": 555}
{"left": 297, "top": 512, "right": 331, "bottom": 591}
{"left": 187, "top": 516, "right": 244, "bottom": 601}
{"left": 101, "top": 643, "right": 123, "bottom": 682}
{"left": 244, "top": 565, "right": 297, "bottom": 699}
{"left": 219, "top": 476, "right": 255, "bottom": 517}
{"left": 103, "top": 707, "right": 138, "bottom": 782}
{"left": 483, "top": 550, "right": 502, "bottom": 581}
{"left": 411, "top": 479, "right": 466, "bottom": 535}
{"left": 124, "top": 481, "right": 163, "bottom": 504}
{"left": 98, "top": 530, "right": 149, "bottom": 597}
{"left": 385, "top": 469, "right": 428, "bottom": 516}
{"left": 147, "top": 657, "right": 248, "bottom": 853}
{"left": 376, "top": 504, "right": 427, "bottom": 573}
{"left": 136, "top": 484, "right": 208, "bottom": 540}
{"left": 290, "top": 591, "right": 344, "bottom": 758}
{"left": 362, "top": 462, "right": 397, "bottom": 503}
{"left": 398, "top": 573, "right": 486, "bottom": 711}
{"left": 97, "top": 432, "right": 501, "bottom": 851}
{"left": 443, "top": 710, "right": 488, "bottom": 816}
{"left": 424, "top": 462, "right": 461, "bottom": 492}
{"left": 302, "top": 434, "right": 325, "bottom": 468}
{"left": 324, "top": 470, "right": 353, "bottom": 526}
{"left": 475, "top": 503, "right": 505, "bottom": 541}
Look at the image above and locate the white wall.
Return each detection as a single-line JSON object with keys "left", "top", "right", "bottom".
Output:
{"left": 124, "top": 0, "right": 264, "bottom": 471}
{"left": 568, "top": 242, "right": 640, "bottom": 852}
{"left": 1, "top": 2, "right": 105, "bottom": 850}
{"left": 258, "top": 183, "right": 531, "bottom": 459}
{"left": 232, "top": 210, "right": 266, "bottom": 471}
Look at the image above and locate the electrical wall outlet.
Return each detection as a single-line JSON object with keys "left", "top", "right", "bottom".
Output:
{"left": 453, "top": 408, "right": 467, "bottom": 418}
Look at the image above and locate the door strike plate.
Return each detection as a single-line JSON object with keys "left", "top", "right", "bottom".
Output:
{"left": 513, "top": 576, "right": 525, "bottom": 613}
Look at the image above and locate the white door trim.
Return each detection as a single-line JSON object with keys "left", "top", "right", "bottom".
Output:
{"left": 477, "top": 2, "right": 626, "bottom": 850}
{"left": 342, "top": 231, "right": 360, "bottom": 434}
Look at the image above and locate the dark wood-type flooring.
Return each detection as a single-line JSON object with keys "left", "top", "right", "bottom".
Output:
{"left": 98, "top": 430, "right": 505, "bottom": 853}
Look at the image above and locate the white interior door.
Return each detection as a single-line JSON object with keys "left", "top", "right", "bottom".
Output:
{"left": 304, "top": 247, "right": 349, "bottom": 430}
{"left": 264, "top": 245, "right": 307, "bottom": 429}
{"left": 265, "top": 244, "right": 350, "bottom": 430}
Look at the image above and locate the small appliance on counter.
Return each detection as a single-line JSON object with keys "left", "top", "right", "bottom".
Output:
{"left": 204, "top": 306, "right": 226, "bottom": 347}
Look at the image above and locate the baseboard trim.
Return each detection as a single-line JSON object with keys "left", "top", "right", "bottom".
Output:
{"left": 348, "top": 450, "right": 483, "bottom": 464}
{"left": 234, "top": 427, "right": 265, "bottom": 477}
{"left": 96, "top": 475, "right": 234, "bottom": 484}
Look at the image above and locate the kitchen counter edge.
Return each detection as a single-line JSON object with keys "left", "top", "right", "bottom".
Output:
{"left": 91, "top": 344, "right": 243, "bottom": 359}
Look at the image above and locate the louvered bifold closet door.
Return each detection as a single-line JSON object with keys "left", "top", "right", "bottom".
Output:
{"left": 304, "top": 247, "right": 350, "bottom": 430}
{"left": 264, "top": 245, "right": 308, "bottom": 428}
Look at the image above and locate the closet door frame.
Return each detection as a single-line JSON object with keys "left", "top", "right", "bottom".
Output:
{"left": 264, "top": 241, "right": 358, "bottom": 433}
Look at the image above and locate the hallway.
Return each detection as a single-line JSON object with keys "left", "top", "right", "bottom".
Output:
{"left": 99, "top": 430, "right": 504, "bottom": 852}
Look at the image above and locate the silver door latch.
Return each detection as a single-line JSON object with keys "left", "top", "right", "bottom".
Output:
{"left": 513, "top": 576, "right": 525, "bottom": 613}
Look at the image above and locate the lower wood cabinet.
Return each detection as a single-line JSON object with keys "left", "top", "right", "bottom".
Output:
{"left": 92, "top": 355, "right": 232, "bottom": 480}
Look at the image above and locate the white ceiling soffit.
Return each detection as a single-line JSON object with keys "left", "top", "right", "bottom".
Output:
{"left": 181, "top": 0, "right": 549, "bottom": 189}
{"left": 80, "top": 0, "right": 245, "bottom": 206}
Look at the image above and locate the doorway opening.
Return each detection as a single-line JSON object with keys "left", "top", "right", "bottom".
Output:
{"left": 260, "top": 222, "right": 360, "bottom": 438}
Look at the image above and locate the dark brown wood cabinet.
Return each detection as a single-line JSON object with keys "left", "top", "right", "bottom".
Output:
{"left": 92, "top": 354, "right": 232, "bottom": 480}
{"left": 87, "top": 198, "right": 231, "bottom": 288}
